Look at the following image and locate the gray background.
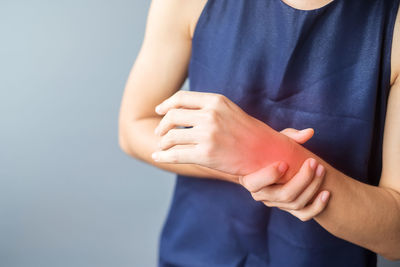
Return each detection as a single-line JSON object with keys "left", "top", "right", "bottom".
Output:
{"left": 0, "top": 1, "right": 398, "bottom": 266}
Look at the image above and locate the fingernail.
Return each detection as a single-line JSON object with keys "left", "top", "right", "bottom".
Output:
{"left": 154, "top": 127, "right": 159, "bottom": 135}
{"left": 278, "top": 162, "right": 288, "bottom": 173}
{"left": 316, "top": 164, "right": 325, "bottom": 177}
{"left": 155, "top": 105, "right": 161, "bottom": 113}
{"left": 309, "top": 158, "right": 317, "bottom": 170}
{"left": 320, "top": 191, "right": 330, "bottom": 202}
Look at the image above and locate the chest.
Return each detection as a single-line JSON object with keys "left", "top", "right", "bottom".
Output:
{"left": 189, "top": 0, "right": 399, "bottom": 88}
{"left": 187, "top": 0, "right": 396, "bottom": 181}
{"left": 280, "top": 0, "right": 336, "bottom": 10}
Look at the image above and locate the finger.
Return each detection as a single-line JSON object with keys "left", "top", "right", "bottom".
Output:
{"left": 253, "top": 158, "right": 317, "bottom": 202}
{"left": 240, "top": 161, "right": 288, "bottom": 193}
{"left": 280, "top": 128, "right": 314, "bottom": 144}
{"left": 155, "top": 91, "right": 224, "bottom": 114}
{"left": 263, "top": 164, "right": 325, "bottom": 210}
{"left": 158, "top": 128, "right": 200, "bottom": 150}
{"left": 151, "top": 144, "right": 199, "bottom": 164}
{"left": 155, "top": 108, "right": 204, "bottom": 136}
{"left": 289, "top": 164, "right": 326, "bottom": 208}
{"left": 277, "top": 158, "right": 318, "bottom": 201}
{"left": 285, "top": 190, "right": 331, "bottom": 222}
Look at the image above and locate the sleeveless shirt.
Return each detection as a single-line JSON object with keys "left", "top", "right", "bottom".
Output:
{"left": 159, "top": 0, "right": 400, "bottom": 266}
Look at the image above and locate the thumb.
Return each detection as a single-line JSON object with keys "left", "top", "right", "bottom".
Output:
{"left": 239, "top": 161, "right": 288, "bottom": 192}
{"left": 280, "top": 128, "right": 314, "bottom": 144}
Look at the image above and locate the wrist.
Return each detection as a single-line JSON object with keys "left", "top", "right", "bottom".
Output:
{"left": 256, "top": 127, "right": 307, "bottom": 183}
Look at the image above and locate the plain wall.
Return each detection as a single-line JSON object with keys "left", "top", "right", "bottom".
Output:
{"left": 0, "top": 1, "right": 398, "bottom": 266}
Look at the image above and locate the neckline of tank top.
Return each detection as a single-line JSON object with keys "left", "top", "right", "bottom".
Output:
{"left": 278, "top": 0, "right": 339, "bottom": 13}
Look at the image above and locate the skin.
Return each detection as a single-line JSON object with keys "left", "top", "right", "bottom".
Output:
{"left": 119, "top": 0, "right": 400, "bottom": 261}
{"left": 280, "top": 0, "right": 335, "bottom": 10}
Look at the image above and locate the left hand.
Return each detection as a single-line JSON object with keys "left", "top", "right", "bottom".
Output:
{"left": 152, "top": 91, "right": 292, "bottom": 176}
{"left": 240, "top": 157, "right": 330, "bottom": 221}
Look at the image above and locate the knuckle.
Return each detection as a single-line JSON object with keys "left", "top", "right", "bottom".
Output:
{"left": 313, "top": 203, "right": 325, "bottom": 215}
{"left": 289, "top": 202, "right": 305, "bottom": 211}
{"left": 268, "top": 192, "right": 280, "bottom": 202}
{"left": 263, "top": 201, "right": 273, "bottom": 207}
{"left": 251, "top": 192, "right": 262, "bottom": 202}
{"left": 247, "top": 185, "right": 258, "bottom": 194}
{"left": 278, "top": 191, "right": 288, "bottom": 202}
{"left": 211, "top": 94, "right": 225, "bottom": 106}
{"left": 298, "top": 214, "right": 311, "bottom": 222}
{"left": 205, "top": 109, "right": 218, "bottom": 123}
{"left": 241, "top": 178, "right": 251, "bottom": 190}
{"left": 280, "top": 128, "right": 294, "bottom": 134}
{"left": 279, "top": 190, "right": 294, "bottom": 203}
{"left": 298, "top": 216, "right": 306, "bottom": 222}
{"left": 244, "top": 181, "right": 258, "bottom": 193}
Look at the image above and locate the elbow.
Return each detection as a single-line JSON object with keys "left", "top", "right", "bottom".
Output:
{"left": 118, "top": 132, "right": 131, "bottom": 156}
{"left": 118, "top": 119, "right": 133, "bottom": 156}
{"left": 381, "top": 252, "right": 400, "bottom": 262}
{"left": 380, "top": 191, "right": 400, "bottom": 261}
{"left": 379, "top": 236, "right": 400, "bottom": 261}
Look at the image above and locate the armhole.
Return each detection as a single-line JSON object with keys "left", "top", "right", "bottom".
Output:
{"left": 388, "top": 0, "right": 400, "bottom": 87}
{"left": 191, "top": 0, "right": 211, "bottom": 43}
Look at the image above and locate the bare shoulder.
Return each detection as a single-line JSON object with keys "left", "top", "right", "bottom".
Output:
{"left": 390, "top": 2, "right": 400, "bottom": 86}
{"left": 143, "top": 0, "right": 194, "bottom": 41}
{"left": 145, "top": 0, "right": 208, "bottom": 41}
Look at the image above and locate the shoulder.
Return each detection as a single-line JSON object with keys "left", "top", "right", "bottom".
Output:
{"left": 147, "top": 0, "right": 208, "bottom": 41}
{"left": 144, "top": 0, "right": 195, "bottom": 41}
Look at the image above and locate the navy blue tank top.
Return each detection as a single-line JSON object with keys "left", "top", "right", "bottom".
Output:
{"left": 159, "top": 0, "right": 400, "bottom": 266}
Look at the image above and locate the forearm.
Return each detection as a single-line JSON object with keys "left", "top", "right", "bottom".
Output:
{"left": 119, "top": 117, "right": 240, "bottom": 183}
{"left": 315, "top": 171, "right": 400, "bottom": 260}
{"left": 263, "top": 125, "right": 400, "bottom": 259}
{"left": 148, "top": 88, "right": 400, "bottom": 257}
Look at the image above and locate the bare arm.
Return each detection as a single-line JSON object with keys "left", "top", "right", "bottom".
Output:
{"left": 121, "top": 0, "right": 400, "bottom": 259}
{"left": 151, "top": 13, "right": 400, "bottom": 257}
{"left": 310, "top": 10, "right": 400, "bottom": 260}
{"left": 118, "top": 0, "right": 238, "bottom": 182}
{"left": 152, "top": 81, "right": 400, "bottom": 260}
{"left": 248, "top": 6, "right": 400, "bottom": 260}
